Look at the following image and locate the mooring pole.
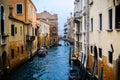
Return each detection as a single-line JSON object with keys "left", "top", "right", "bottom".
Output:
{"left": 69, "top": 47, "right": 71, "bottom": 65}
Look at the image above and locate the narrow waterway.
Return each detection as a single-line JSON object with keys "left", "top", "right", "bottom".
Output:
{"left": 9, "top": 41, "right": 72, "bottom": 80}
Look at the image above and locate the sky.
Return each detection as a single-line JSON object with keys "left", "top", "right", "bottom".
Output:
{"left": 31, "top": 0, "right": 74, "bottom": 36}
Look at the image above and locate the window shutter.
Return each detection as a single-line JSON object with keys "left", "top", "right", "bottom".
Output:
{"left": 35, "top": 28, "right": 37, "bottom": 36}
{"left": 11, "top": 24, "right": 15, "bottom": 36}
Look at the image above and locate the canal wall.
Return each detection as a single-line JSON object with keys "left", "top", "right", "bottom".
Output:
{"left": 88, "top": 51, "right": 117, "bottom": 80}
{"left": 1, "top": 50, "right": 38, "bottom": 80}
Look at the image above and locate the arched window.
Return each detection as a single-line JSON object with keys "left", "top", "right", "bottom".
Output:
{"left": 1, "top": 6, "right": 4, "bottom": 34}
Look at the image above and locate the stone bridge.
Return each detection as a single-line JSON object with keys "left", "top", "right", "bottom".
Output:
{"left": 59, "top": 37, "right": 74, "bottom": 45}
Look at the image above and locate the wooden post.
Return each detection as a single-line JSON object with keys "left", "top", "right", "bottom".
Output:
{"left": 69, "top": 47, "right": 71, "bottom": 65}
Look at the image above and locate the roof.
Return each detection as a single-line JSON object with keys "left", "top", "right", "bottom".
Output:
{"left": 37, "top": 11, "right": 58, "bottom": 20}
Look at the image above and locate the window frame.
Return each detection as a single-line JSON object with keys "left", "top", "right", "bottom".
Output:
{"left": 16, "top": 3, "right": 22, "bottom": 14}
{"left": 21, "top": 46, "right": 23, "bottom": 53}
{"left": 0, "top": 5, "right": 5, "bottom": 35}
{"left": 18, "top": 47, "right": 19, "bottom": 53}
{"left": 115, "top": 4, "right": 120, "bottom": 29}
{"left": 91, "top": 18, "right": 93, "bottom": 32}
{"left": 11, "top": 24, "right": 15, "bottom": 36}
{"left": 90, "top": 45, "right": 93, "bottom": 54}
{"left": 109, "top": 9, "right": 113, "bottom": 30}
{"left": 20, "top": 26, "right": 22, "bottom": 35}
{"left": 99, "top": 48, "right": 102, "bottom": 60}
{"left": 108, "top": 51, "right": 113, "bottom": 64}
{"left": 15, "top": 27, "right": 17, "bottom": 34}
{"left": 35, "top": 28, "right": 37, "bottom": 36}
{"left": 11, "top": 49, "right": 14, "bottom": 59}
{"left": 99, "top": 14, "right": 102, "bottom": 31}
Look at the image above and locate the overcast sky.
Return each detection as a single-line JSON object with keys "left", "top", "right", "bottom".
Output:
{"left": 32, "top": 0, "right": 74, "bottom": 36}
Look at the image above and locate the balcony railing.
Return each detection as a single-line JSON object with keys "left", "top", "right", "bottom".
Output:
{"left": 74, "top": 11, "right": 80, "bottom": 18}
{"left": 76, "top": 31, "right": 82, "bottom": 35}
{"left": 26, "top": 35, "right": 35, "bottom": 42}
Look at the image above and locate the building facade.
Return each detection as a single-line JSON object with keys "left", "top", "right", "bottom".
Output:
{"left": 74, "top": 0, "right": 89, "bottom": 69}
{"left": 38, "top": 19, "right": 50, "bottom": 48}
{"left": 73, "top": 0, "right": 120, "bottom": 79}
{"left": 37, "top": 11, "right": 58, "bottom": 46}
{"left": 88, "top": 0, "right": 120, "bottom": 80}
{"left": 64, "top": 13, "right": 75, "bottom": 40}
{"left": 7, "top": 0, "right": 37, "bottom": 70}
{"left": 0, "top": 0, "right": 9, "bottom": 77}
{"left": 64, "top": 18, "right": 71, "bottom": 39}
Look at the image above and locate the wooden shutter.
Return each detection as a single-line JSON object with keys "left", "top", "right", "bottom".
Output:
{"left": 11, "top": 24, "right": 15, "bottom": 36}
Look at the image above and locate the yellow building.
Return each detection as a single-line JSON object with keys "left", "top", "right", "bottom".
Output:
{"left": 25, "top": 0, "right": 37, "bottom": 58}
{"left": 8, "top": 0, "right": 37, "bottom": 70}
{"left": 88, "top": 0, "right": 120, "bottom": 80}
{"left": 37, "top": 11, "right": 58, "bottom": 46}
{"left": 38, "top": 19, "right": 50, "bottom": 48}
{"left": 0, "top": 0, "right": 9, "bottom": 77}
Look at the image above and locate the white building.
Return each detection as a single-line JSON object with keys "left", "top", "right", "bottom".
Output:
{"left": 74, "top": 0, "right": 89, "bottom": 68}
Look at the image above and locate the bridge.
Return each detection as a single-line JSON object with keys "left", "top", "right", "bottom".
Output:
{"left": 59, "top": 37, "right": 74, "bottom": 45}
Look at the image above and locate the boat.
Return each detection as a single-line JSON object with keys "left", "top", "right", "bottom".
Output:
{"left": 37, "top": 47, "right": 48, "bottom": 57}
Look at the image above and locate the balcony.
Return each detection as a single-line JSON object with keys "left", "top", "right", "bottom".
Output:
{"left": 76, "top": 31, "right": 82, "bottom": 35}
{"left": 74, "top": 11, "right": 80, "bottom": 19}
{"left": 0, "top": 34, "right": 9, "bottom": 46}
{"left": 64, "top": 32, "right": 68, "bottom": 34}
{"left": 26, "top": 35, "right": 35, "bottom": 42}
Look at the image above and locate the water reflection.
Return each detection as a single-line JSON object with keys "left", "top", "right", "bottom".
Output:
{"left": 10, "top": 41, "right": 72, "bottom": 80}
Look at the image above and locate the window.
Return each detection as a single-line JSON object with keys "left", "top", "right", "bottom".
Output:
{"left": 1, "top": 6, "right": 4, "bottom": 34}
{"left": 15, "top": 27, "right": 17, "bottom": 34}
{"left": 35, "top": 28, "right": 37, "bottom": 36}
{"left": 115, "top": 5, "right": 120, "bottom": 29}
{"left": 32, "top": 28, "right": 34, "bottom": 35}
{"left": 11, "top": 24, "right": 15, "bottom": 36}
{"left": 17, "top": 4, "right": 22, "bottom": 14}
{"left": 91, "top": 45, "right": 93, "bottom": 54}
{"left": 80, "top": 42, "right": 82, "bottom": 51}
{"left": 20, "top": 26, "right": 22, "bottom": 35}
{"left": 53, "top": 27, "right": 56, "bottom": 31}
{"left": 91, "top": 18, "right": 93, "bottom": 32}
{"left": 18, "top": 47, "right": 19, "bottom": 53}
{"left": 21, "top": 46, "right": 23, "bottom": 53}
{"left": 108, "top": 51, "right": 113, "bottom": 64}
{"left": 99, "top": 48, "right": 102, "bottom": 58}
{"left": 76, "top": 41, "right": 79, "bottom": 47}
{"left": 11, "top": 49, "right": 14, "bottom": 59}
{"left": 109, "top": 9, "right": 112, "bottom": 29}
{"left": 53, "top": 39, "right": 56, "bottom": 42}
{"left": 99, "top": 14, "right": 102, "bottom": 31}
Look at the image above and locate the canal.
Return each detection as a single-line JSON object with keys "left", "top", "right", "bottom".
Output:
{"left": 9, "top": 41, "right": 72, "bottom": 80}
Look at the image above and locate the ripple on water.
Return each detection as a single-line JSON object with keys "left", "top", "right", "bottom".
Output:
{"left": 10, "top": 42, "right": 72, "bottom": 80}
